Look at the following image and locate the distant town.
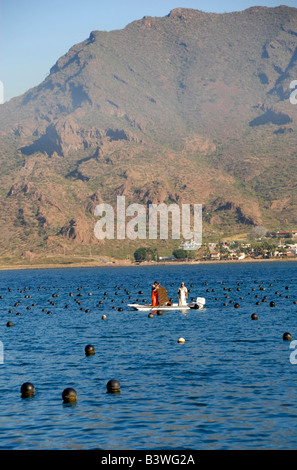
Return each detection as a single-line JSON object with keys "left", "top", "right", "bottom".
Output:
{"left": 140, "top": 230, "right": 297, "bottom": 263}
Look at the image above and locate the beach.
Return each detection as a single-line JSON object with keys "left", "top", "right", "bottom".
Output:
{"left": 0, "top": 255, "right": 296, "bottom": 271}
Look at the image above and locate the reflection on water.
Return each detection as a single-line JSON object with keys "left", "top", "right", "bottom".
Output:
{"left": 0, "top": 261, "right": 296, "bottom": 449}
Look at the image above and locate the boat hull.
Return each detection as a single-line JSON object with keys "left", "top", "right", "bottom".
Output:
{"left": 128, "top": 302, "right": 205, "bottom": 312}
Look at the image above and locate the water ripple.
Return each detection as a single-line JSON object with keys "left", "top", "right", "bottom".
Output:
{"left": 0, "top": 262, "right": 296, "bottom": 449}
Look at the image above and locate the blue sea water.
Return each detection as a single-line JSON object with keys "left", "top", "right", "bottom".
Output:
{"left": 0, "top": 261, "right": 296, "bottom": 450}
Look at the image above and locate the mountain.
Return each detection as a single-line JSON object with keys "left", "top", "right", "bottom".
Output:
{"left": 0, "top": 6, "right": 297, "bottom": 261}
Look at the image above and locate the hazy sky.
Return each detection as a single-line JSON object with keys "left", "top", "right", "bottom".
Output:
{"left": 1, "top": 0, "right": 297, "bottom": 102}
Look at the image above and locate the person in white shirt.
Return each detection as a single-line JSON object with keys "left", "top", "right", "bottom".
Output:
{"left": 177, "top": 282, "right": 188, "bottom": 306}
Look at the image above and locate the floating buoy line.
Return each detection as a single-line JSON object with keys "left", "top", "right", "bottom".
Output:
{"left": 0, "top": 277, "right": 295, "bottom": 403}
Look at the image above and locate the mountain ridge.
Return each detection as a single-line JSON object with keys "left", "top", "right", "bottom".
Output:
{"left": 0, "top": 6, "right": 297, "bottom": 259}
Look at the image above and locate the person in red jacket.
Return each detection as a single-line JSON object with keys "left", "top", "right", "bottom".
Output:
{"left": 151, "top": 281, "right": 160, "bottom": 306}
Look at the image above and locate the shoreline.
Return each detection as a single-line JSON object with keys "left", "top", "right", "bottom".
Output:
{"left": 0, "top": 256, "right": 296, "bottom": 271}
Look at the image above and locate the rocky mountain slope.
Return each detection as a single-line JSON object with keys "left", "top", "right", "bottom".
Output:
{"left": 0, "top": 6, "right": 297, "bottom": 259}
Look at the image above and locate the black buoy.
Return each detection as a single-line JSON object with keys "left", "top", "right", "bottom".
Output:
{"left": 234, "top": 303, "right": 240, "bottom": 308}
{"left": 283, "top": 332, "right": 292, "bottom": 341}
{"left": 85, "top": 344, "right": 95, "bottom": 356}
{"left": 251, "top": 313, "right": 258, "bottom": 320}
{"left": 6, "top": 321, "right": 13, "bottom": 327}
{"left": 21, "top": 382, "right": 35, "bottom": 398}
{"left": 106, "top": 379, "right": 121, "bottom": 393}
{"left": 62, "top": 387, "right": 77, "bottom": 403}
{"left": 270, "top": 301, "right": 275, "bottom": 307}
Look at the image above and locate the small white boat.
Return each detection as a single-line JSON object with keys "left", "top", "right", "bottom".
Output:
{"left": 128, "top": 297, "right": 206, "bottom": 312}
